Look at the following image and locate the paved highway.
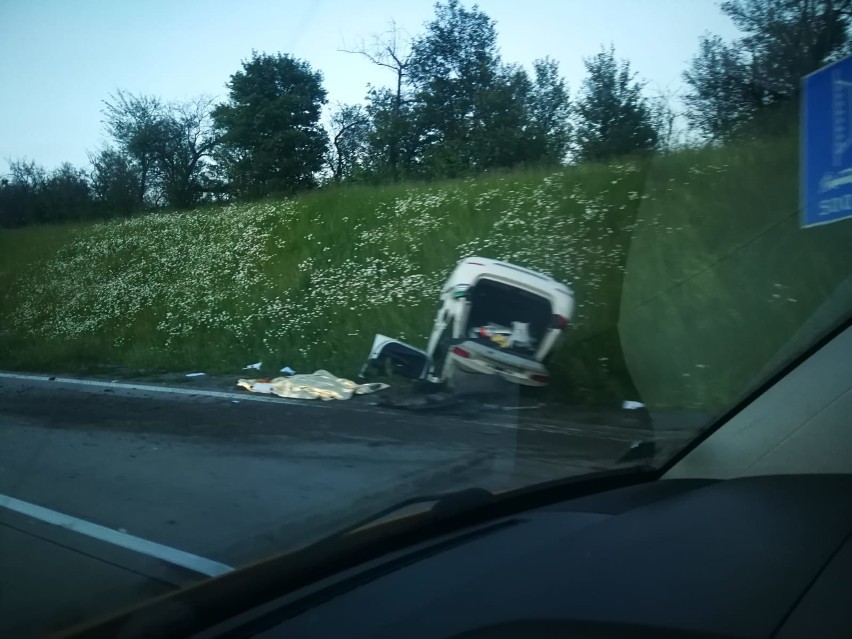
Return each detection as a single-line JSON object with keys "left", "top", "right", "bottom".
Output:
{"left": 0, "top": 373, "right": 663, "bottom": 637}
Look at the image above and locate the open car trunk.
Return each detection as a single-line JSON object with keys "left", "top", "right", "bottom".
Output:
{"left": 463, "top": 278, "right": 553, "bottom": 358}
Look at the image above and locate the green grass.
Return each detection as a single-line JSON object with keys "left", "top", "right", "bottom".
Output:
{"left": 2, "top": 132, "right": 850, "bottom": 410}
{"left": 617, "top": 135, "right": 852, "bottom": 409}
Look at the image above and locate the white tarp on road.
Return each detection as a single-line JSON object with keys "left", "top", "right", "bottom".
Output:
{"left": 237, "top": 370, "right": 389, "bottom": 401}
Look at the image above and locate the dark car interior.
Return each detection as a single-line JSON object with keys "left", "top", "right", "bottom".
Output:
{"left": 465, "top": 279, "right": 553, "bottom": 349}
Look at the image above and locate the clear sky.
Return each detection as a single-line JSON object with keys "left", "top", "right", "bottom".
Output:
{"left": 0, "top": 0, "right": 739, "bottom": 171}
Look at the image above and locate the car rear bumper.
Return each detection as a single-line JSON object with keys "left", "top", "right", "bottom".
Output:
{"left": 449, "top": 341, "right": 549, "bottom": 386}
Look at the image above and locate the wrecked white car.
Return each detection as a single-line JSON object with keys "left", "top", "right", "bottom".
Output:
{"left": 362, "top": 257, "right": 575, "bottom": 388}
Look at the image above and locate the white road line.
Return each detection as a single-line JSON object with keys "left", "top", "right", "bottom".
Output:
{"left": 0, "top": 371, "right": 573, "bottom": 427}
{"left": 0, "top": 371, "right": 330, "bottom": 409}
{"left": 0, "top": 371, "right": 427, "bottom": 417}
{"left": 0, "top": 493, "right": 233, "bottom": 577}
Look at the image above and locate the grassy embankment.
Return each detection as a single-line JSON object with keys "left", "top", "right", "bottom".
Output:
{"left": 2, "top": 131, "right": 849, "bottom": 409}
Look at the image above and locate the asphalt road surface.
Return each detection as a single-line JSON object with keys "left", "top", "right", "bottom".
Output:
{"left": 0, "top": 373, "right": 680, "bottom": 638}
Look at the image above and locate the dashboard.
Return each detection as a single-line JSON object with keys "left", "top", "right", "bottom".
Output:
{"left": 199, "top": 474, "right": 852, "bottom": 638}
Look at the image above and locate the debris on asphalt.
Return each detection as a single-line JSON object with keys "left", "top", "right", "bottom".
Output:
{"left": 622, "top": 400, "right": 646, "bottom": 410}
{"left": 375, "top": 391, "right": 463, "bottom": 412}
{"left": 237, "top": 370, "right": 389, "bottom": 401}
{"left": 280, "top": 366, "right": 296, "bottom": 375}
{"left": 185, "top": 372, "right": 207, "bottom": 378}
{"left": 481, "top": 402, "right": 546, "bottom": 412}
{"left": 243, "top": 362, "right": 262, "bottom": 370}
{"left": 618, "top": 440, "right": 656, "bottom": 463}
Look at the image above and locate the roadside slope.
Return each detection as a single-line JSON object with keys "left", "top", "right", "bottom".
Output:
{"left": 2, "top": 132, "right": 849, "bottom": 408}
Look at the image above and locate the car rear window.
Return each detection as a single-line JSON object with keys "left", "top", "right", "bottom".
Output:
{"left": 465, "top": 278, "right": 553, "bottom": 341}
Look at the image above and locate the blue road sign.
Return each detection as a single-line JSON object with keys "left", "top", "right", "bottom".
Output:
{"left": 802, "top": 54, "right": 852, "bottom": 227}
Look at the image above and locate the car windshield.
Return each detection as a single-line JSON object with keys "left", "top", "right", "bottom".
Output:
{"left": 1, "top": 0, "right": 851, "bottom": 635}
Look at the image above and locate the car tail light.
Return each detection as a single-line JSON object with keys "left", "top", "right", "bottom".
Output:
{"left": 531, "top": 374, "right": 550, "bottom": 384}
{"left": 452, "top": 346, "right": 471, "bottom": 358}
{"left": 552, "top": 314, "right": 568, "bottom": 330}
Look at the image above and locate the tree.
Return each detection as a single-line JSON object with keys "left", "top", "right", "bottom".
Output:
{"left": 212, "top": 52, "right": 328, "bottom": 198}
{"left": 683, "top": 35, "right": 763, "bottom": 140}
{"left": 324, "top": 104, "right": 370, "bottom": 182}
{"left": 408, "top": 0, "right": 504, "bottom": 176}
{"left": 526, "top": 57, "right": 572, "bottom": 164}
{"left": 103, "top": 91, "right": 163, "bottom": 206}
{"left": 342, "top": 22, "right": 413, "bottom": 180}
{"left": 649, "top": 90, "right": 685, "bottom": 152}
{"left": 573, "top": 46, "right": 658, "bottom": 162}
{"left": 0, "top": 159, "right": 45, "bottom": 227}
{"left": 153, "top": 96, "right": 218, "bottom": 208}
{"left": 722, "top": 0, "right": 852, "bottom": 97}
{"left": 684, "top": 1, "right": 852, "bottom": 140}
{"left": 348, "top": 2, "right": 571, "bottom": 179}
{"left": 88, "top": 146, "right": 141, "bottom": 215}
{"left": 103, "top": 92, "right": 217, "bottom": 208}
{"left": 8, "top": 158, "right": 46, "bottom": 191}
{"left": 41, "top": 163, "right": 93, "bottom": 222}
{"left": 0, "top": 159, "right": 94, "bottom": 227}
{"left": 472, "top": 64, "right": 536, "bottom": 169}
{"left": 364, "top": 87, "right": 426, "bottom": 179}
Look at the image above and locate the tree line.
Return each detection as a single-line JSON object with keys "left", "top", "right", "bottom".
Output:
{"left": 2, "top": 0, "right": 850, "bottom": 228}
